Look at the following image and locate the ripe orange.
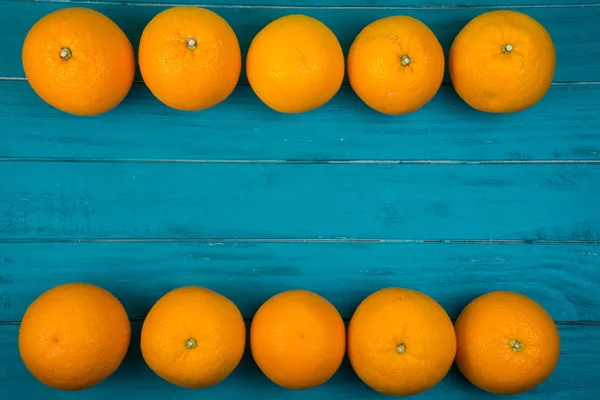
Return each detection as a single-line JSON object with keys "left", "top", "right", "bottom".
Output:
{"left": 455, "top": 291, "right": 560, "bottom": 395}
{"left": 18, "top": 283, "right": 130, "bottom": 390}
{"left": 22, "top": 8, "right": 135, "bottom": 116}
{"left": 449, "top": 10, "right": 556, "bottom": 113}
{"left": 348, "top": 288, "right": 456, "bottom": 396}
{"left": 250, "top": 290, "right": 346, "bottom": 389}
{"left": 138, "top": 6, "right": 241, "bottom": 111}
{"left": 246, "top": 15, "right": 345, "bottom": 113}
{"left": 140, "top": 286, "right": 246, "bottom": 388}
{"left": 348, "top": 16, "right": 445, "bottom": 115}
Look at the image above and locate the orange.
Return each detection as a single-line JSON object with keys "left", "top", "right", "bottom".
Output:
{"left": 250, "top": 290, "right": 346, "bottom": 389}
{"left": 455, "top": 291, "right": 560, "bottom": 395}
{"left": 348, "top": 16, "right": 445, "bottom": 115}
{"left": 138, "top": 6, "right": 241, "bottom": 111}
{"left": 449, "top": 10, "right": 556, "bottom": 113}
{"left": 246, "top": 15, "right": 345, "bottom": 113}
{"left": 347, "top": 288, "right": 456, "bottom": 396}
{"left": 140, "top": 286, "right": 246, "bottom": 388}
{"left": 18, "top": 283, "right": 130, "bottom": 390}
{"left": 22, "top": 8, "right": 135, "bottom": 116}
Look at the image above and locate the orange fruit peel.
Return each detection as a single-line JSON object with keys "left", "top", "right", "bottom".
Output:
{"left": 449, "top": 10, "right": 556, "bottom": 113}
{"left": 138, "top": 6, "right": 241, "bottom": 111}
{"left": 250, "top": 290, "right": 346, "bottom": 389}
{"left": 140, "top": 286, "right": 246, "bottom": 389}
{"left": 246, "top": 15, "right": 345, "bottom": 113}
{"left": 347, "top": 288, "right": 456, "bottom": 396}
{"left": 455, "top": 291, "right": 560, "bottom": 395}
{"left": 347, "top": 16, "right": 445, "bottom": 115}
{"left": 22, "top": 8, "right": 135, "bottom": 116}
{"left": 18, "top": 283, "right": 131, "bottom": 390}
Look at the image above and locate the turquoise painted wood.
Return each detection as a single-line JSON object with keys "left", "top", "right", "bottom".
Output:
{"left": 1, "top": 0, "right": 599, "bottom": 398}
{"left": 1, "top": 324, "right": 599, "bottom": 399}
{"left": 2, "top": 163, "right": 600, "bottom": 240}
{"left": 2, "top": 242, "right": 600, "bottom": 322}
{"left": 2, "top": 2, "right": 600, "bottom": 83}
{"left": 41, "top": 0, "right": 598, "bottom": 6}
{"left": 3, "top": 82, "right": 600, "bottom": 162}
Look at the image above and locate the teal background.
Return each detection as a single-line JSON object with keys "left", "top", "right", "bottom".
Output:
{"left": 1, "top": 0, "right": 599, "bottom": 398}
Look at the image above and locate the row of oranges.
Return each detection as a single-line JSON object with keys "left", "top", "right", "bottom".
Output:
{"left": 19, "top": 283, "right": 560, "bottom": 396}
{"left": 23, "top": 7, "right": 556, "bottom": 117}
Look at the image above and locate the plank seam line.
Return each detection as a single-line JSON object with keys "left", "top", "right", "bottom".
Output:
{"left": 1, "top": 77, "right": 599, "bottom": 86}
{"left": 0, "top": 320, "right": 598, "bottom": 325}
{"left": 0, "top": 238, "right": 599, "bottom": 244}
{"left": 1, "top": 158, "right": 599, "bottom": 164}
{"left": 5, "top": 0, "right": 600, "bottom": 9}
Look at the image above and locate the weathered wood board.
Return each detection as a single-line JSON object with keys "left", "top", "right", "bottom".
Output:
{"left": 1, "top": 0, "right": 598, "bottom": 397}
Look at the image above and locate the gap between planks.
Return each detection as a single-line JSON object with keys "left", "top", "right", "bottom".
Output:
{"left": 1, "top": 77, "right": 600, "bottom": 86}
{"left": 0, "top": 319, "right": 598, "bottom": 325}
{"left": 0, "top": 238, "right": 599, "bottom": 244}
{"left": 4, "top": 0, "right": 600, "bottom": 10}
{"left": 1, "top": 158, "right": 600, "bottom": 165}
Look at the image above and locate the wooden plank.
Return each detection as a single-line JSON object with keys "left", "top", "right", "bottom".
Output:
{"left": 0, "top": 323, "right": 598, "bottom": 398}
{"left": 2, "top": 82, "right": 599, "bottom": 162}
{"left": 1, "top": 2, "right": 598, "bottom": 83}
{"left": 1, "top": 163, "right": 599, "bottom": 241}
{"left": 1, "top": 242, "right": 599, "bottom": 322}
{"left": 13, "top": 0, "right": 596, "bottom": 7}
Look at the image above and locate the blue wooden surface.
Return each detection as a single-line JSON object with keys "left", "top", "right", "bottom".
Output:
{"left": 1, "top": 0, "right": 599, "bottom": 398}
{"left": 2, "top": 3, "right": 600, "bottom": 83}
{"left": 1, "top": 324, "right": 599, "bottom": 399}
{"left": 3, "top": 83, "right": 600, "bottom": 162}
{"left": 2, "top": 242, "right": 599, "bottom": 322}
{"left": 2, "top": 163, "right": 600, "bottom": 240}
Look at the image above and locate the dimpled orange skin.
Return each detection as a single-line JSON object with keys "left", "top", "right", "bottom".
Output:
{"left": 246, "top": 15, "right": 345, "bottom": 113}
{"left": 449, "top": 10, "right": 556, "bottom": 113}
{"left": 140, "top": 286, "right": 246, "bottom": 389}
{"left": 348, "top": 288, "right": 456, "bottom": 396}
{"left": 348, "top": 16, "right": 445, "bottom": 115}
{"left": 455, "top": 291, "right": 560, "bottom": 395}
{"left": 18, "top": 283, "right": 131, "bottom": 390}
{"left": 250, "top": 290, "right": 346, "bottom": 389}
{"left": 22, "top": 8, "right": 135, "bottom": 116}
{"left": 138, "top": 6, "right": 241, "bottom": 111}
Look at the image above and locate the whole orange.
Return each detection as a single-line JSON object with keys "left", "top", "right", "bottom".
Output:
{"left": 348, "top": 288, "right": 456, "bottom": 396}
{"left": 348, "top": 16, "right": 445, "bottom": 115}
{"left": 138, "top": 6, "right": 241, "bottom": 111}
{"left": 246, "top": 15, "right": 345, "bottom": 113}
{"left": 455, "top": 291, "right": 560, "bottom": 395}
{"left": 18, "top": 283, "right": 130, "bottom": 390}
{"left": 22, "top": 8, "right": 135, "bottom": 116}
{"left": 250, "top": 290, "right": 346, "bottom": 389}
{"left": 449, "top": 10, "right": 556, "bottom": 113}
{"left": 140, "top": 286, "right": 246, "bottom": 388}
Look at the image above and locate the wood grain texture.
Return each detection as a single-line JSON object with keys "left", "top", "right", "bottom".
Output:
{"left": 1, "top": 162, "right": 599, "bottom": 240}
{"left": 0, "top": 323, "right": 598, "bottom": 399}
{"left": 1, "top": 242, "right": 600, "bottom": 322}
{"left": 2, "top": 0, "right": 599, "bottom": 397}
{"left": 2, "top": 82, "right": 600, "bottom": 162}
{"left": 15, "top": 0, "right": 598, "bottom": 7}
{"left": 1, "top": 2, "right": 599, "bottom": 83}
